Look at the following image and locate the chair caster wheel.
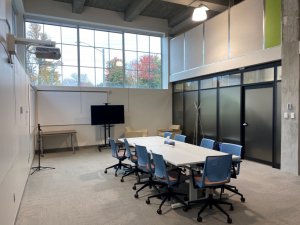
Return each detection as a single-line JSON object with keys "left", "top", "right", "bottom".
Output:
{"left": 227, "top": 218, "right": 232, "bottom": 224}
{"left": 197, "top": 217, "right": 202, "bottom": 222}
{"left": 132, "top": 186, "right": 136, "bottom": 190}
{"left": 115, "top": 173, "right": 117, "bottom": 177}
{"left": 157, "top": 195, "right": 161, "bottom": 199}
{"left": 104, "top": 170, "right": 107, "bottom": 173}
{"left": 184, "top": 196, "right": 188, "bottom": 201}
{"left": 146, "top": 199, "right": 150, "bottom": 204}
{"left": 230, "top": 205, "right": 234, "bottom": 211}
{"left": 157, "top": 209, "right": 162, "bottom": 214}
{"left": 120, "top": 179, "right": 124, "bottom": 182}
{"left": 241, "top": 197, "right": 245, "bottom": 202}
{"left": 183, "top": 206, "right": 188, "bottom": 212}
{"left": 134, "top": 193, "right": 138, "bottom": 198}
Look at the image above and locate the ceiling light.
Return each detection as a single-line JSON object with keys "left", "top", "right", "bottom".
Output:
{"left": 116, "top": 61, "right": 123, "bottom": 67}
{"left": 192, "top": 2, "right": 209, "bottom": 22}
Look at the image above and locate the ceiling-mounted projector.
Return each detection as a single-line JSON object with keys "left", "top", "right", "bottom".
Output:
{"left": 34, "top": 46, "right": 61, "bottom": 60}
{"left": 7, "top": 33, "right": 61, "bottom": 60}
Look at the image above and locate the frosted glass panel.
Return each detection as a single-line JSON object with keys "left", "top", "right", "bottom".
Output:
{"left": 201, "top": 77, "right": 218, "bottom": 89}
{"left": 173, "top": 93, "right": 184, "bottom": 130}
{"left": 200, "top": 89, "right": 217, "bottom": 141}
{"left": 277, "top": 66, "right": 282, "bottom": 80}
{"left": 275, "top": 82, "right": 281, "bottom": 165}
{"left": 204, "top": 10, "right": 228, "bottom": 65}
{"left": 230, "top": 0, "right": 263, "bottom": 58}
{"left": 170, "top": 34, "right": 184, "bottom": 74}
{"left": 184, "top": 91, "right": 198, "bottom": 144}
{"left": 184, "top": 81, "right": 198, "bottom": 91}
{"left": 174, "top": 83, "right": 183, "bottom": 92}
{"left": 185, "top": 24, "right": 203, "bottom": 70}
{"left": 244, "top": 87, "right": 273, "bottom": 162}
{"left": 243, "top": 68, "right": 274, "bottom": 84}
{"left": 219, "top": 74, "right": 241, "bottom": 87}
{"left": 219, "top": 87, "right": 241, "bottom": 144}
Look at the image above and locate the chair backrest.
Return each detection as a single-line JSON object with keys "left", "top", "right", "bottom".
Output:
{"left": 164, "top": 132, "right": 172, "bottom": 138}
{"left": 174, "top": 134, "right": 186, "bottom": 142}
{"left": 125, "top": 126, "right": 134, "bottom": 132}
{"left": 220, "top": 143, "right": 242, "bottom": 175}
{"left": 169, "top": 125, "right": 180, "bottom": 130}
{"left": 151, "top": 151, "right": 170, "bottom": 184}
{"left": 220, "top": 143, "right": 242, "bottom": 157}
{"left": 200, "top": 155, "right": 232, "bottom": 188}
{"left": 135, "top": 145, "right": 154, "bottom": 173}
{"left": 123, "top": 138, "right": 132, "bottom": 159}
{"left": 108, "top": 137, "right": 118, "bottom": 158}
{"left": 200, "top": 138, "right": 215, "bottom": 149}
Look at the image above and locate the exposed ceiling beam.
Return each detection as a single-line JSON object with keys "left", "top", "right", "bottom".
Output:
{"left": 124, "top": 0, "right": 153, "bottom": 22}
{"left": 162, "top": 0, "right": 228, "bottom": 12}
{"left": 168, "top": 7, "right": 194, "bottom": 28}
{"left": 168, "top": 10, "right": 219, "bottom": 36}
{"left": 72, "top": 0, "right": 85, "bottom": 14}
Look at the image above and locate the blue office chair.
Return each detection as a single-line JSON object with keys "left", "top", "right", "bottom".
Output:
{"left": 120, "top": 138, "right": 148, "bottom": 182}
{"left": 146, "top": 151, "right": 189, "bottom": 214}
{"left": 104, "top": 138, "right": 132, "bottom": 176}
{"left": 188, "top": 155, "right": 233, "bottom": 223}
{"left": 200, "top": 138, "right": 215, "bottom": 149}
{"left": 174, "top": 134, "right": 186, "bottom": 142}
{"left": 219, "top": 143, "right": 245, "bottom": 202}
{"left": 164, "top": 132, "right": 172, "bottom": 138}
{"left": 196, "top": 138, "right": 215, "bottom": 172}
{"left": 133, "top": 145, "right": 166, "bottom": 198}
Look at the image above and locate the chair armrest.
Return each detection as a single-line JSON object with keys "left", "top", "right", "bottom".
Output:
{"left": 125, "top": 131, "right": 143, "bottom": 138}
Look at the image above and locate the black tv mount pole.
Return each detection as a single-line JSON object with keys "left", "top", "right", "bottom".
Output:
{"left": 31, "top": 124, "right": 55, "bottom": 175}
{"left": 98, "top": 103, "right": 112, "bottom": 152}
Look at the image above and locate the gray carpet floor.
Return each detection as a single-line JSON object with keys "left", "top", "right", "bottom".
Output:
{"left": 16, "top": 147, "right": 300, "bottom": 225}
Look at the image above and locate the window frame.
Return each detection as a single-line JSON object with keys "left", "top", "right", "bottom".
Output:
{"left": 24, "top": 20, "right": 163, "bottom": 89}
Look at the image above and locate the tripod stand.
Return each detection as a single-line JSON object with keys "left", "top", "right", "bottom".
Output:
{"left": 31, "top": 124, "right": 55, "bottom": 175}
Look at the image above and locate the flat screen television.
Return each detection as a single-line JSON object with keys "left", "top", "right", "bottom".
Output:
{"left": 91, "top": 105, "right": 124, "bottom": 125}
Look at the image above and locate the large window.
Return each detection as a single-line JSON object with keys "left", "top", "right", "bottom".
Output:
{"left": 25, "top": 21, "right": 162, "bottom": 89}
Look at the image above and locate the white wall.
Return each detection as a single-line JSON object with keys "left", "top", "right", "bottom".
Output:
{"left": 36, "top": 86, "right": 172, "bottom": 150}
{"left": 0, "top": 1, "right": 35, "bottom": 224}
{"left": 169, "top": 0, "right": 272, "bottom": 82}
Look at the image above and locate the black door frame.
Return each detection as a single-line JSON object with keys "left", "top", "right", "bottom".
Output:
{"left": 241, "top": 83, "right": 274, "bottom": 167}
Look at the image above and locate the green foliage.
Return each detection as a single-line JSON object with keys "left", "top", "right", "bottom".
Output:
{"left": 26, "top": 23, "right": 61, "bottom": 86}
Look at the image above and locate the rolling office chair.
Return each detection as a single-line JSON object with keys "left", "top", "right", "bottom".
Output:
{"left": 120, "top": 138, "right": 147, "bottom": 182}
{"left": 146, "top": 151, "right": 190, "bottom": 214}
{"left": 188, "top": 155, "right": 234, "bottom": 224}
{"left": 219, "top": 143, "right": 245, "bottom": 202}
{"left": 133, "top": 145, "right": 166, "bottom": 198}
{"left": 196, "top": 138, "right": 215, "bottom": 174}
{"left": 104, "top": 138, "right": 132, "bottom": 176}
{"left": 164, "top": 132, "right": 172, "bottom": 138}
{"left": 174, "top": 134, "right": 186, "bottom": 142}
{"left": 200, "top": 138, "right": 215, "bottom": 149}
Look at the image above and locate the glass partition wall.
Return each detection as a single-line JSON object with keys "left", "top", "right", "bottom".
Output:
{"left": 172, "top": 62, "right": 282, "bottom": 169}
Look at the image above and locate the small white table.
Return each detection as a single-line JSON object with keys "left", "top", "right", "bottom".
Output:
{"left": 41, "top": 130, "right": 77, "bottom": 155}
{"left": 118, "top": 136, "right": 240, "bottom": 206}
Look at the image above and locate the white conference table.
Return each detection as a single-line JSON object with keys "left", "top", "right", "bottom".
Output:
{"left": 118, "top": 136, "right": 240, "bottom": 207}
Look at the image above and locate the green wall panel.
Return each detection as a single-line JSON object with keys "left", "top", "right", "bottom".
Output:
{"left": 265, "top": 0, "right": 281, "bottom": 49}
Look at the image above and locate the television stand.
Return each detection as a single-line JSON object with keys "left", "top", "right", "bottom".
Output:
{"left": 98, "top": 124, "right": 122, "bottom": 152}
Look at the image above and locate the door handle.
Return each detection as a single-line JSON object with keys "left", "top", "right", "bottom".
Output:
{"left": 243, "top": 123, "right": 248, "bottom": 126}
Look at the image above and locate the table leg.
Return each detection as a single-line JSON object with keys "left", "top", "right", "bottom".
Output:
{"left": 71, "top": 134, "right": 75, "bottom": 154}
